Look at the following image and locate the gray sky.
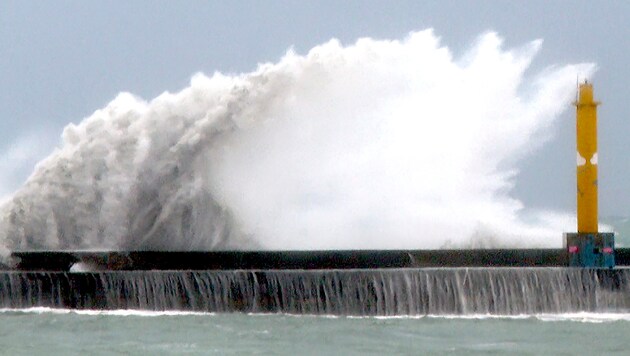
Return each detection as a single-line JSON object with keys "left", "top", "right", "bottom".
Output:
{"left": 1, "top": 0, "right": 629, "bottom": 216}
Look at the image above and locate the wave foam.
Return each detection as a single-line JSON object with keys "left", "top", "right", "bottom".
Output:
{"left": 0, "top": 30, "right": 593, "bottom": 253}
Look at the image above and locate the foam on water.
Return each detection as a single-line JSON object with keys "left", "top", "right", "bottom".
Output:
{"left": 0, "top": 30, "right": 593, "bottom": 257}
{"left": 3, "top": 307, "right": 630, "bottom": 324}
{"left": 534, "top": 312, "right": 630, "bottom": 323}
{"left": 0, "top": 307, "right": 214, "bottom": 317}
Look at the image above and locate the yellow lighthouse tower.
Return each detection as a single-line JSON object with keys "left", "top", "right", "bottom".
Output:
{"left": 566, "top": 81, "right": 615, "bottom": 268}
{"left": 576, "top": 81, "right": 599, "bottom": 233}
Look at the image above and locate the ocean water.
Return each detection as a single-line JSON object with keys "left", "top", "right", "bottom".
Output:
{"left": 0, "top": 309, "right": 628, "bottom": 355}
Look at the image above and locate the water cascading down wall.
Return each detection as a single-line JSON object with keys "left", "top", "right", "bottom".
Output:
{"left": 2, "top": 248, "right": 630, "bottom": 314}
{"left": 1, "top": 31, "right": 628, "bottom": 315}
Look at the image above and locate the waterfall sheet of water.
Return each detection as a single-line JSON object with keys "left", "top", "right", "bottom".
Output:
{"left": 1, "top": 268, "right": 628, "bottom": 316}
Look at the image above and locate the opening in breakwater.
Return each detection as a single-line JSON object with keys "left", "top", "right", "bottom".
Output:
{"left": 0, "top": 30, "right": 594, "bottom": 255}
{"left": 1, "top": 268, "right": 629, "bottom": 315}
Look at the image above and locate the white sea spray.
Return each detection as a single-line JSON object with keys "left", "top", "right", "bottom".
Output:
{"left": 0, "top": 30, "right": 593, "bottom": 254}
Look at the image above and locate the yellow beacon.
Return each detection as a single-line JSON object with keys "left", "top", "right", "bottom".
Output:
{"left": 566, "top": 81, "right": 614, "bottom": 268}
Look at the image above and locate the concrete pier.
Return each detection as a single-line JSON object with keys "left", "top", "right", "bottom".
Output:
{"left": 7, "top": 248, "right": 630, "bottom": 271}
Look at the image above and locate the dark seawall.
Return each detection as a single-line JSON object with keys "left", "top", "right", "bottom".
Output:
{"left": 2, "top": 268, "right": 630, "bottom": 315}
{"left": 3, "top": 249, "right": 590, "bottom": 271}
{"left": 10, "top": 249, "right": 630, "bottom": 271}
{"left": 4, "top": 249, "right": 630, "bottom": 315}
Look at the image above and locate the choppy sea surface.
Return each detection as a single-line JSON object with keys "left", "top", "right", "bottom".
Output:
{"left": 1, "top": 309, "right": 628, "bottom": 355}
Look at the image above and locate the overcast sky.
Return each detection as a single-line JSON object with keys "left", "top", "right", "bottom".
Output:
{"left": 1, "top": 0, "right": 629, "bottom": 216}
